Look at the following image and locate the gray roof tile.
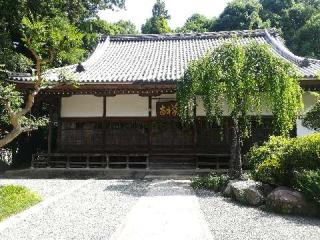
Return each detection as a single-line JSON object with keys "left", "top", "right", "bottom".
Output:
{"left": 8, "top": 29, "right": 320, "bottom": 83}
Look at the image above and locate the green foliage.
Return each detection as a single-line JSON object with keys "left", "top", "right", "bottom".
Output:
{"left": 191, "top": 173, "right": 230, "bottom": 192}
{"left": 142, "top": 17, "right": 171, "bottom": 34}
{"left": 294, "top": 170, "right": 320, "bottom": 205}
{"left": 0, "top": 16, "right": 84, "bottom": 148}
{"left": 303, "top": 100, "right": 320, "bottom": 131}
{"left": 294, "top": 13, "right": 320, "bottom": 58}
{"left": 247, "top": 136, "right": 290, "bottom": 169}
{"left": 0, "top": 82, "right": 49, "bottom": 132}
{"left": 0, "top": 0, "right": 126, "bottom": 70}
{"left": 176, "top": 14, "right": 216, "bottom": 33}
{"left": 214, "top": 0, "right": 268, "bottom": 31}
{"left": 21, "top": 16, "right": 85, "bottom": 68}
{"left": 210, "top": 0, "right": 320, "bottom": 57}
{"left": 0, "top": 185, "right": 41, "bottom": 221}
{"left": 249, "top": 133, "right": 320, "bottom": 186}
{"left": 141, "top": 0, "right": 171, "bottom": 34}
{"left": 177, "top": 42, "right": 303, "bottom": 137}
{"left": 152, "top": 0, "right": 170, "bottom": 19}
{"left": 81, "top": 19, "right": 138, "bottom": 51}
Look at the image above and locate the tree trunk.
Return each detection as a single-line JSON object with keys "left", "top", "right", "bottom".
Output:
{"left": 0, "top": 127, "right": 23, "bottom": 148}
{"left": 229, "top": 117, "right": 243, "bottom": 179}
{"left": 0, "top": 53, "right": 42, "bottom": 149}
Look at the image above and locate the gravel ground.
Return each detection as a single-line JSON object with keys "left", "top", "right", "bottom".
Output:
{"left": 0, "top": 179, "right": 319, "bottom": 240}
{"left": 0, "top": 180, "right": 149, "bottom": 240}
{"left": 196, "top": 189, "right": 320, "bottom": 240}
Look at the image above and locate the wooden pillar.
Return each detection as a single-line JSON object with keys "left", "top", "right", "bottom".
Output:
{"left": 103, "top": 96, "right": 107, "bottom": 118}
{"left": 147, "top": 95, "right": 152, "bottom": 169}
{"left": 103, "top": 96, "right": 107, "bottom": 153}
{"left": 47, "top": 120, "right": 52, "bottom": 154}
{"left": 56, "top": 96, "right": 62, "bottom": 152}
{"left": 193, "top": 97, "right": 198, "bottom": 168}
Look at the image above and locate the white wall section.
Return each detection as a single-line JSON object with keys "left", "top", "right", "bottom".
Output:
{"left": 61, "top": 95, "right": 103, "bottom": 117}
{"left": 106, "top": 95, "right": 148, "bottom": 117}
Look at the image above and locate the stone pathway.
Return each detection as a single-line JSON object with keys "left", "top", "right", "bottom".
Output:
{"left": 0, "top": 179, "right": 319, "bottom": 240}
{"left": 110, "top": 180, "right": 212, "bottom": 240}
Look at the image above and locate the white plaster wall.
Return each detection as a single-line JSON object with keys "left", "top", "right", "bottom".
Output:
{"left": 296, "top": 92, "right": 319, "bottom": 136}
{"left": 61, "top": 95, "right": 103, "bottom": 117}
{"left": 107, "top": 94, "right": 148, "bottom": 117}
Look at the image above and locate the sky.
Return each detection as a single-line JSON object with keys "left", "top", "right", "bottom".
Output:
{"left": 98, "top": 0, "right": 232, "bottom": 31}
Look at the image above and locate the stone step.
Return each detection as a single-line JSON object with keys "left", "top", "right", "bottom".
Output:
{"left": 144, "top": 175, "right": 193, "bottom": 180}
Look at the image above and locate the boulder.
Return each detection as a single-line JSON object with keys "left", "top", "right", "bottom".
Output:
{"left": 266, "top": 187, "right": 318, "bottom": 216}
{"left": 223, "top": 180, "right": 240, "bottom": 197}
{"left": 230, "top": 180, "right": 265, "bottom": 206}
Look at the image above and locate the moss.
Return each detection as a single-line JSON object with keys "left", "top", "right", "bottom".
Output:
{"left": 0, "top": 185, "right": 42, "bottom": 221}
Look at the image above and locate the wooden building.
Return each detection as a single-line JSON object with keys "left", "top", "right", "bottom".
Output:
{"left": 8, "top": 29, "right": 320, "bottom": 171}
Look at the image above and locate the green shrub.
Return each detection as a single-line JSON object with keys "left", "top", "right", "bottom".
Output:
{"left": 248, "top": 133, "right": 320, "bottom": 186}
{"left": 282, "top": 134, "right": 320, "bottom": 171}
{"left": 302, "top": 101, "right": 320, "bottom": 131}
{"left": 190, "top": 176, "right": 208, "bottom": 189}
{"left": 246, "top": 136, "right": 290, "bottom": 169}
{"left": 0, "top": 185, "right": 41, "bottom": 221}
{"left": 190, "top": 173, "right": 230, "bottom": 192}
{"left": 294, "top": 170, "right": 320, "bottom": 205}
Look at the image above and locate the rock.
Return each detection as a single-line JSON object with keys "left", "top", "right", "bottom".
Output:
{"left": 266, "top": 187, "right": 318, "bottom": 216}
{"left": 230, "top": 180, "right": 265, "bottom": 206}
{"left": 223, "top": 180, "right": 240, "bottom": 197}
{"left": 261, "top": 183, "right": 274, "bottom": 197}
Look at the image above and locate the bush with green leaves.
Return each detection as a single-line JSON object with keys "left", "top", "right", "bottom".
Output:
{"left": 247, "top": 136, "right": 290, "bottom": 169}
{"left": 294, "top": 170, "right": 320, "bottom": 206}
{"left": 248, "top": 133, "right": 320, "bottom": 186}
{"left": 303, "top": 100, "right": 320, "bottom": 132}
{"left": 191, "top": 173, "right": 230, "bottom": 192}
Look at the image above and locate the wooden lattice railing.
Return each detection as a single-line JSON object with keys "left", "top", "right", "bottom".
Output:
{"left": 32, "top": 153, "right": 149, "bottom": 169}
{"left": 31, "top": 153, "right": 230, "bottom": 170}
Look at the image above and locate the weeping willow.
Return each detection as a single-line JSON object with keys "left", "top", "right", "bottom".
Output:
{"left": 177, "top": 41, "right": 303, "bottom": 178}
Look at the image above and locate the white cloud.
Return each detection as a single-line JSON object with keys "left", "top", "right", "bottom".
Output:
{"left": 98, "top": 0, "right": 232, "bottom": 31}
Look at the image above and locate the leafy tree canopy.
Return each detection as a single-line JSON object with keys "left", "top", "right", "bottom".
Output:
{"left": 176, "top": 14, "right": 216, "bottom": 33}
{"left": 22, "top": 16, "right": 85, "bottom": 68}
{"left": 211, "top": 0, "right": 320, "bottom": 58}
{"left": 294, "top": 13, "right": 320, "bottom": 59}
{"left": 152, "top": 0, "right": 170, "bottom": 19}
{"left": 80, "top": 18, "right": 138, "bottom": 51}
{"left": 0, "top": 16, "right": 84, "bottom": 148}
{"left": 213, "top": 0, "right": 268, "bottom": 31}
{"left": 177, "top": 41, "right": 303, "bottom": 177}
{"left": 0, "top": 0, "right": 126, "bottom": 70}
{"left": 141, "top": 0, "right": 171, "bottom": 34}
{"left": 303, "top": 96, "right": 320, "bottom": 131}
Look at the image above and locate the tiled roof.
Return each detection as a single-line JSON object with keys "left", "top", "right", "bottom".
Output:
{"left": 8, "top": 29, "right": 320, "bottom": 83}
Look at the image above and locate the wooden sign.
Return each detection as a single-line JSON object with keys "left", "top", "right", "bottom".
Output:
{"left": 156, "top": 101, "right": 178, "bottom": 117}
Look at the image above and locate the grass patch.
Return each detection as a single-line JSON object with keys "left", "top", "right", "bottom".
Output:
{"left": 0, "top": 185, "right": 42, "bottom": 221}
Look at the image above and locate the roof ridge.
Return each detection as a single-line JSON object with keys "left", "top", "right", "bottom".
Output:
{"left": 83, "top": 36, "right": 110, "bottom": 66}
{"left": 102, "top": 28, "right": 279, "bottom": 42}
{"left": 264, "top": 29, "right": 320, "bottom": 66}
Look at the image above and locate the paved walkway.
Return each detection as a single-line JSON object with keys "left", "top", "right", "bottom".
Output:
{"left": 110, "top": 180, "right": 212, "bottom": 240}
{"left": 0, "top": 179, "right": 319, "bottom": 240}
